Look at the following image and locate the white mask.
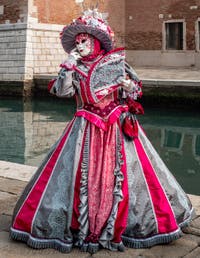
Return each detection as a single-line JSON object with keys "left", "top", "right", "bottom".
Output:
{"left": 75, "top": 33, "right": 93, "bottom": 57}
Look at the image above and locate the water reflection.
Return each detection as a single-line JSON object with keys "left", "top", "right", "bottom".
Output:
{"left": 0, "top": 98, "right": 200, "bottom": 195}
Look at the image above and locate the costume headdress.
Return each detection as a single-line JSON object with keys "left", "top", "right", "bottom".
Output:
{"left": 60, "top": 9, "right": 114, "bottom": 53}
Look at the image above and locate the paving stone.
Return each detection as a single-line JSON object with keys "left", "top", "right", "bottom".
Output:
{"left": 93, "top": 248, "right": 146, "bottom": 258}
{"left": 188, "top": 195, "right": 200, "bottom": 216}
{"left": 0, "top": 232, "right": 89, "bottom": 258}
{"left": 0, "top": 160, "right": 36, "bottom": 182}
{"left": 190, "top": 217, "right": 200, "bottom": 230}
{"left": 183, "top": 233, "right": 200, "bottom": 246}
{"left": 141, "top": 236, "right": 198, "bottom": 258}
{"left": 0, "top": 178, "right": 26, "bottom": 196}
{"left": 0, "top": 214, "right": 12, "bottom": 232}
{"left": 183, "top": 247, "right": 200, "bottom": 258}
{"left": 183, "top": 227, "right": 200, "bottom": 237}
{"left": 0, "top": 191, "right": 18, "bottom": 215}
{"left": 0, "top": 231, "right": 10, "bottom": 249}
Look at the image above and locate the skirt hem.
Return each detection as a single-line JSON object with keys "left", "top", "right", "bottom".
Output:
{"left": 10, "top": 227, "right": 73, "bottom": 253}
{"left": 122, "top": 228, "right": 182, "bottom": 249}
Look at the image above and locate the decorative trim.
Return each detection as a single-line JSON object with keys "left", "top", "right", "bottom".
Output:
{"left": 122, "top": 228, "right": 182, "bottom": 249}
{"left": 10, "top": 227, "right": 73, "bottom": 253}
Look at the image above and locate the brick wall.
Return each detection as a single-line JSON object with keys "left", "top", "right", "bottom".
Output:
{"left": 0, "top": 0, "right": 28, "bottom": 24}
{"left": 125, "top": 0, "right": 200, "bottom": 50}
{"left": 2, "top": 0, "right": 199, "bottom": 51}
{"left": 0, "top": 0, "right": 125, "bottom": 85}
{"left": 0, "top": 0, "right": 200, "bottom": 86}
{"left": 32, "top": 0, "right": 125, "bottom": 46}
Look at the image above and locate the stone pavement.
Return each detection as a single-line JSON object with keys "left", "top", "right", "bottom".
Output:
{"left": 0, "top": 161, "right": 200, "bottom": 258}
{"left": 135, "top": 66, "right": 200, "bottom": 81}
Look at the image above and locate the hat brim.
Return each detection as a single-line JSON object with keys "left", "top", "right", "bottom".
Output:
{"left": 61, "top": 24, "right": 113, "bottom": 53}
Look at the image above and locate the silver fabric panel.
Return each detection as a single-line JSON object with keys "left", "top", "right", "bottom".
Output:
{"left": 31, "top": 117, "right": 87, "bottom": 241}
{"left": 138, "top": 126, "right": 192, "bottom": 224}
{"left": 12, "top": 123, "right": 72, "bottom": 223}
{"left": 53, "top": 68, "right": 75, "bottom": 98}
{"left": 123, "top": 137, "right": 158, "bottom": 238}
{"left": 77, "top": 126, "right": 90, "bottom": 242}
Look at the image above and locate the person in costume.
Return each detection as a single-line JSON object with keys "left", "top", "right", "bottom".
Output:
{"left": 10, "top": 9, "right": 194, "bottom": 254}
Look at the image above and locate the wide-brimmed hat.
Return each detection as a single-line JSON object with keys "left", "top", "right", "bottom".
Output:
{"left": 61, "top": 9, "right": 114, "bottom": 53}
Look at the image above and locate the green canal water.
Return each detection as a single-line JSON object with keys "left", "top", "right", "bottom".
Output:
{"left": 0, "top": 97, "right": 200, "bottom": 195}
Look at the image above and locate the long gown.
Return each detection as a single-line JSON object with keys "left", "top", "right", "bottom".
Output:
{"left": 10, "top": 48, "right": 194, "bottom": 253}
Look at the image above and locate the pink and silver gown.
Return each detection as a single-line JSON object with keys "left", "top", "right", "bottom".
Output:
{"left": 10, "top": 49, "right": 194, "bottom": 253}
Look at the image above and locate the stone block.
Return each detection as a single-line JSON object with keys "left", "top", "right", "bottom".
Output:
{"left": 0, "top": 178, "right": 26, "bottom": 195}
{"left": 184, "top": 247, "right": 200, "bottom": 258}
{"left": 0, "top": 191, "right": 18, "bottom": 215}
{"left": 39, "top": 67, "right": 48, "bottom": 73}
{"left": 0, "top": 214, "right": 12, "bottom": 232}
{"left": 0, "top": 67, "right": 7, "bottom": 73}
{"left": 93, "top": 248, "right": 146, "bottom": 258}
{"left": 190, "top": 217, "right": 200, "bottom": 229}
{"left": 8, "top": 42, "right": 26, "bottom": 49}
{"left": 8, "top": 67, "right": 23, "bottom": 74}
{"left": 26, "top": 53, "right": 33, "bottom": 61}
{"left": 48, "top": 67, "right": 57, "bottom": 73}
{"left": 25, "top": 60, "right": 34, "bottom": 67}
{"left": 33, "top": 49, "right": 42, "bottom": 55}
{"left": 188, "top": 195, "right": 200, "bottom": 216}
{"left": 16, "top": 48, "right": 26, "bottom": 54}
{"left": 3, "top": 74, "right": 23, "bottom": 81}
{"left": 183, "top": 233, "right": 200, "bottom": 246}
{"left": 1, "top": 55, "right": 25, "bottom": 61}
{"left": 0, "top": 161, "right": 36, "bottom": 182}
{"left": 0, "top": 61, "right": 13, "bottom": 67}
{"left": 35, "top": 31, "right": 44, "bottom": 36}
{"left": 41, "top": 37, "right": 49, "bottom": 43}
{"left": 13, "top": 61, "right": 25, "bottom": 67}
{"left": 34, "top": 37, "right": 41, "bottom": 43}
{"left": 183, "top": 226, "right": 200, "bottom": 237}
{"left": 0, "top": 232, "right": 89, "bottom": 258}
{"left": 49, "top": 38, "right": 57, "bottom": 43}
{"left": 141, "top": 235, "right": 198, "bottom": 258}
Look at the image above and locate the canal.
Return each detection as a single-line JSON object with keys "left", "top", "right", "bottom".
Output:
{"left": 0, "top": 97, "right": 200, "bottom": 195}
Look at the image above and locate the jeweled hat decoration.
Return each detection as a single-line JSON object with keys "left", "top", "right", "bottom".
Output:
{"left": 60, "top": 9, "right": 115, "bottom": 53}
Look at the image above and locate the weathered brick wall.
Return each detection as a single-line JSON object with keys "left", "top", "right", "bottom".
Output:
{"left": 1, "top": 0, "right": 200, "bottom": 83}
{"left": 32, "top": 0, "right": 125, "bottom": 46}
{"left": 125, "top": 0, "right": 200, "bottom": 50}
{"left": 165, "top": 0, "right": 200, "bottom": 50}
{"left": 0, "top": 0, "right": 28, "bottom": 24}
{"left": 125, "top": 0, "right": 163, "bottom": 50}
{"left": 1, "top": 0, "right": 199, "bottom": 51}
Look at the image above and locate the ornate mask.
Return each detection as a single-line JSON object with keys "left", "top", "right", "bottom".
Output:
{"left": 75, "top": 33, "right": 94, "bottom": 57}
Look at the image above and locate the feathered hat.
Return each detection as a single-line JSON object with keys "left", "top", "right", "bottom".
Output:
{"left": 60, "top": 9, "right": 114, "bottom": 53}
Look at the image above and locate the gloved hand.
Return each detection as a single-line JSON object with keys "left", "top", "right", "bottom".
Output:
{"left": 120, "top": 78, "right": 137, "bottom": 92}
{"left": 69, "top": 48, "right": 81, "bottom": 60}
{"left": 61, "top": 48, "right": 81, "bottom": 70}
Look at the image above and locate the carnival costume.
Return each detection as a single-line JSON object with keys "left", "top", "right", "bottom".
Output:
{"left": 10, "top": 10, "right": 194, "bottom": 254}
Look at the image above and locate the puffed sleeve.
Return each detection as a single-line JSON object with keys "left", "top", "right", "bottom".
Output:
{"left": 48, "top": 67, "right": 76, "bottom": 98}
